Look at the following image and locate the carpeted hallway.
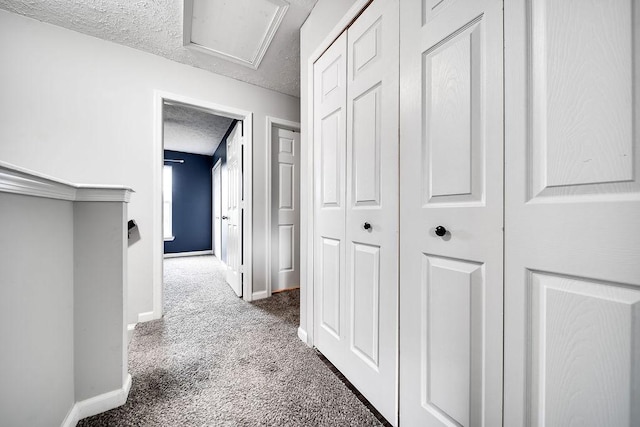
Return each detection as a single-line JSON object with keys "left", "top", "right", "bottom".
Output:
{"left": 79, "top": 255, "right": 384, "bottom": 426}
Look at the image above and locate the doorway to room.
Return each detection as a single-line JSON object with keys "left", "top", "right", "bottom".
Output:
{"left": 153, "top": 92, "right": 254, "bottom": 317}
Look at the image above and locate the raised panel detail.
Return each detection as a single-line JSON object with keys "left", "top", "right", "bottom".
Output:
{"left": 353, "top": 19, "right": 381, "bottom": 74}
{"left": 320, "top": 238, "right": 341, "bottom": 338}
{"left": 279, "top": 137, "right": 293, "bottom": 154}
{"left": 530, "top": 0, "right": 638, "bottom": 199}
{"left": 422, "top": 255, "right": 483, "bottom": 426}
{"left": 278, "top": 225, "right": 294, "bottom": 272}
{"left": 279, "top": 163, "right": 293, "bottom": 209}
{"left": 321, "top": 111, "right": 341, "bottom": 207}
{"left": 529, "top": 272, "right": 640, "bottom": 427}
{"left": 423, "top": 19, "right": 483, "bottom": 204}
{"left": 322, "top": 58, "right": 340, "bottom": 98}
{"left": 352, "top": 84, "right": 381, "bottom": 206}
{"left": 422, "top": 0, "right": 455, "bottom": 25}
{"left": 351, "top": 243, "right": 380, "bottom": 368}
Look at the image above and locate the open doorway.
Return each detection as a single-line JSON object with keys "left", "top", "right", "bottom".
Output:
{"left": 153, "top": 91, "right": 254, "bottom": 318}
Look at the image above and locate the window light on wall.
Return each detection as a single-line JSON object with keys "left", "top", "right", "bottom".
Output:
{"left": 163, "top": 165, "right": 175, "bottom": 241}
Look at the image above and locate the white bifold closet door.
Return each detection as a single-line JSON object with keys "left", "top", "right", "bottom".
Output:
{"left": 399, "top": 0, "right": 504, "bottom": 425}
{"left": 313, "top": 0, "right": 399, "bottom": 424}
{"left": 504, "top": 1, "right": 640, "bottom": 426}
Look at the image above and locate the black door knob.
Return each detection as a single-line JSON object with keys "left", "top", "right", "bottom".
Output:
{"left": 363, "top": 222, "right": 372, "bottom": 230}
{"left": 222, "top": 216, "right": 229, "bottom": 220}
{"left": 435, "top": 226, "right": 447, "bottom": 236}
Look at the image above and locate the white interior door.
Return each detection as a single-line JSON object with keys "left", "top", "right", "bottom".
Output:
{"left": 212, "top": 160, "right": 222, "bottom": 259}
{"left": 226, "top": 122, "right": 242, "bottom": 297}
{"left": 314, "top": 0, "right": 399, "bottom": 423}
{"left": 271, "top": 127, "right": 301, "bottom": 292}
{"left": 504, "top": 1, "right": 640, "bottom": 426}
{"left": 399, "top": 0, "right": 504, "bottom": 425}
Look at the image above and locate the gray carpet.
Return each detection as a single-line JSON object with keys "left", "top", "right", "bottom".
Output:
{"left": 79, "top": 255, "right": 383, "bottom": 426}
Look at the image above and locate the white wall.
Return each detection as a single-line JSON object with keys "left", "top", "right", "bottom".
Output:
{"left": 0, "top": 193, "right": 75, "bottom": 427}
{"left": 0, "top": 10, "right": 300, "bottom": 323}
{"left": 299, "top": 0, "right": 358, "bottom": 340}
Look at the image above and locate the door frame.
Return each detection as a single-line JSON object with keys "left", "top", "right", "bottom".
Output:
{"left": 265, "top": 116, "right": 301, "bottom": 298}
{"left": 212, "top": 157, "right": 223, "bottom": 261}
{"left": 301, "top": 0, "right": 371, "bottom": 346}
{"left": 153, "top": 90, "right": 254, "bottom": 319}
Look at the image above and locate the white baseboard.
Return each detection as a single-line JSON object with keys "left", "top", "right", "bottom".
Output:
{"left": 251, "top": 290, "right": 269, "bottom": 301}
{"left": 127, "top": 323, "right": 136, "bottom": 344}
{"left": 61, "top": 374, "right": 132, "bottom": 427}
{"left": 297, "top": 327, "right": 309, "bottom": 346}
{"left": 137, "top": 311, "right": 155, "bottom": 323}
{"left": 164, "top": 250, "right": 213, "bottom": 258}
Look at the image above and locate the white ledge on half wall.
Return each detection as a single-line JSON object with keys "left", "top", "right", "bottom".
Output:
{"left": 0, "top": 161, "right": 134, "bottom": 202}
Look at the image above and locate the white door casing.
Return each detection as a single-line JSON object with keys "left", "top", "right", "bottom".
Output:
{"left": 504, "top": 1, "right": 640, "bottom": 426}
{"left": 213, "top": 159, "right": 222, "bottom": 259}
{"left": 226, "top": 122, "right": 242, "bottom": 297}
{"left": 271, "top": 127, "right": 301, "bottom": 292}
{"left": 400, "top": 0, "right": 504, "bottom": 425}
{"left": 313, "top": 0, "right": 399, "bottom": 423}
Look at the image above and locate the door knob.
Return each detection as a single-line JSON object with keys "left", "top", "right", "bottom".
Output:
{"left": 222, "top": 215, "right": 229, "bottom": 220}
{"left": 363, "top": 222, "right": 372, "bottom": 230}
{"left": 435, "top": 225, "right": 447, "bottom": 236}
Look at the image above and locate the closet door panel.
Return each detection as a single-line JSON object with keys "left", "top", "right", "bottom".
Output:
{"left": 504, "top": 1, "right": 640, "bottom": 425}
{"left": 400, "top": 0, "right": 504, "bottom": 425}
{"left": 345, "top": 0, "right": 399, "bottom": 424}
{"left": 314, "top": 32, "right": 348, "bottom": 363}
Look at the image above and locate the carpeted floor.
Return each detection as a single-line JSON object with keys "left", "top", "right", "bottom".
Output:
{"left": 79, "top": 255, "right": 383, "bottom": 426}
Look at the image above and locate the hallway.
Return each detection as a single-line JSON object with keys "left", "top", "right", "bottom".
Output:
{"left": 79, "top": 256, "right": 383, "bottom": 426}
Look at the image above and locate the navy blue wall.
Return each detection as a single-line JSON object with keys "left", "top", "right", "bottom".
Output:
{"left": 164, "top": 150, "right": 213, "bottom": 254}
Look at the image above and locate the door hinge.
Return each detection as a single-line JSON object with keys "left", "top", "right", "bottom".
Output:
{"left": 239, "top": 264, "right": 244, "bottom": 273}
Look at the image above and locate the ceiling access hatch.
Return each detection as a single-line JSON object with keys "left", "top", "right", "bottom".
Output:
{"left": 183, "top": 0, "right": 289, "bottom": 70}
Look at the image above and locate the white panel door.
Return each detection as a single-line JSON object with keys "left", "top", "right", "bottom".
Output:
{"left": 271, "top": 127, "right": 301, "bottom": 292}
{"left": 400, "top": 0, "right": 504, "bottom": 425}
{"left": 504, "top": 1, "right": 640, "bottom": 426}
{"left": 226, "top": 122, "right": 242, "bottom": 297}
{"left": 314, "top": 0, "right": 399, "bottom": 424}
{"left": 313, "top": 30, "right": 348, "bottom": 376}
{"left": 212, "top": 161, "right": 222, "bottom": 259}
{"left": 344, "top": 0, "right": 398, "bottom": 423}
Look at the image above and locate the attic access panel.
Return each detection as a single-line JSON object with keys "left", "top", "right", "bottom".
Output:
{"left": 184, "top": 0, "right": 289, "bottom": 70}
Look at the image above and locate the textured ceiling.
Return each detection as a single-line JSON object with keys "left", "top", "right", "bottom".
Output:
{"left": 163, "top": 103, "right": 235, "bottom": 157}
{"left": 0, "top": 0, "right": 318, "bottom": 97}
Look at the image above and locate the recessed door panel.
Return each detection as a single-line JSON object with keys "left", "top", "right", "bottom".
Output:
{"left": 423, "top": 20, "right": 483, "bottom": 204}
{"left": 321, "top": 111, "right": 341, "bottom": 207}
{"left": 320, "top": 238, "right": 341, "bottom": 338}
{"left": 530, "top": 0, "right": 635, "bottom": 196}
{"left": 278, "top": 225, "right": 294, "bottom": 272}
{"left": 352, "top": 85, "right": 381, "bottom": 206}
{"left": 279, "top": 163, "right": 293, "bottom": 210}
{"left": 353, "top": 19, "right": 381, "bottom": 74}
{"left": 421, "top": 255, "right": 483, "bottom": 427}
{"left": 351, "top": 243, "right": 380, "bottom": 367}
{"left": 528, "top": 272, "right": 640, "bottom": 427}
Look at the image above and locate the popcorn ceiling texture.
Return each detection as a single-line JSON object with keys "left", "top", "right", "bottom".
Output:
{"left": 163, "top": 104, "right": 235, "bottom": 156}
{"left": 0, "top": 0, "right": 316, "bottom": 97}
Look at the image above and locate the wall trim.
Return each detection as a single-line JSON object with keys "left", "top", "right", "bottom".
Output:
{"left": 61, "top": 374, "right": 132, "bottom": 427}
{"left": 302, "top": 0, "right": 372, "bottom": 349}
{"left": 137, "top": 311, "right": 155, "bottom": 323}
{"left": 0, "top": 161, "right": 133, "bottom": 203}
{"left": 153, "top": 91, "right": 254, "bottom": 319}
{"left": 252, "top": 290, "right": 269, "bottom": 301}
{"left": 297, "top": 327, "right": 309, "bottom": 346}
{"left": 265, "top": 116, "right": 301, "bottom": 299}
{"left": 164, "top": 250, "right": 213, "bottom": 259}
